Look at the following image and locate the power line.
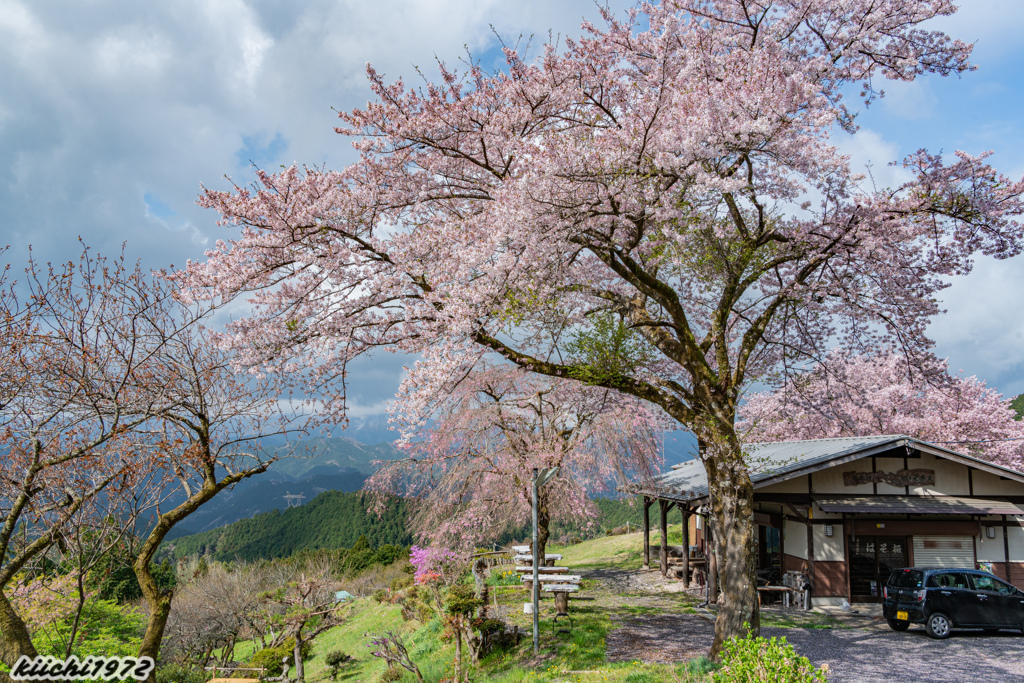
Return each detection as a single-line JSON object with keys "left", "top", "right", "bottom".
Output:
{"left": 928, "top": 437, "right": 1024, "bottom": 445}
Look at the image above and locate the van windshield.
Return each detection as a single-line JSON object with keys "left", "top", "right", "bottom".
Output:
{"left": 888, "top": 569, "right": 924, "bottom": 589}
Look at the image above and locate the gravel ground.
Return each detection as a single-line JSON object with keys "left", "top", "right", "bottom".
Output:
{"left": 764, "top": 626, "right": 1024, "bottom": 683}
{"left": 589, "top": 566, "right": 1024, "bottom": 683}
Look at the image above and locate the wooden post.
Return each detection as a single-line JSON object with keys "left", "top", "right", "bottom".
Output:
{"left": 1004, "top": 516, "right": 1012, "bottom": 583}
{"left": 707, "top": 519, "right": 717, "bottom": 604}
{"left": 659, "top": 499, "right": 669, "bottom": 577}
{"left": 806, "top": 506, "right": 815, "bottom": 610}
{"left": 554, "top": 591, "right": 569, "bottom": 613}
{"left": 681, "top": 505, "right": 690, "bottom": 588}
{"left": 643, "top": 497, "right": 651, "bottom": 569}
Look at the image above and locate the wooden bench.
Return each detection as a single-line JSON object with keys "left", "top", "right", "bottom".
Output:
{"left": 515, "top": 565, "right": 569, "bottom": 574}
{"left": 757, "top": 586, "right": 792, "bottom": 607}
{"left": 513, "top": 553, "right": 563, "bottom": 566}
{"left": 521, "top": 574, "right": 581, "bottom": 591}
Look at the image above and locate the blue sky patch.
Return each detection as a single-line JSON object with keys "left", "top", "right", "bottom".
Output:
{"left": 143, "top": 192, "right": 175, "bottom": 221}
{"left": 236, "top": 132, "right": 288, "bottom": 170}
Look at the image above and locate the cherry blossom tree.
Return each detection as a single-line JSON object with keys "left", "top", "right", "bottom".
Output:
{"left": 369, "top": 365, "right": 661, "bottom": 560}
{"left": 738, "top": 348, "right": 1024, "bottom": 470}
{"left": 0, "top": 248, "right": 307, "bottom": 680}
{"left": 179, "top": 1, "right": 1024, "bottom": 653}
{"left": 0, "top": 249, "right": 174, "bottom": 672}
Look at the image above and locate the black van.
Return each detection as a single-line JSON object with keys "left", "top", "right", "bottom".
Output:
{"left": 883, "top": 568, "right": 1024, "bottom": 639}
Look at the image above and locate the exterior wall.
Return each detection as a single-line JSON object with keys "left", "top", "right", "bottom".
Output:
{"left": 977, "top": 524, "right": 1007, "bottom": 562}
{"left": 811, "top": 458, "right": 871, "bottom": 495}
{"left": 971, "top": 469, "right": 1022, "bottom": 496}
{"left": 813, "top": 525, "right": 844, "bottom": 561}
{"left": 875, "top": 456, "right": 908, "bottom": 495}
{"left": 783, "top": 519, "right": 807, "bottom": 560}
{"left": 1011, "top": 521, "right": 1024, "bottom": 562}
{"left": 814, "top": 560, "right": 847, "bottom": 598}
{"left": 759, "top": 474, "right": 809, "bottom": 494}
{"left": 991, "top": 562, "right": 1024, "bottom": 589}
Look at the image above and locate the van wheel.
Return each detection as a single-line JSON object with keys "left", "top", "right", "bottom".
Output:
{"left": 887, "top": 619, "right": 910, "bottom": 631}
{"left": 925, "top": 612, "right": 952, "bottom": 639}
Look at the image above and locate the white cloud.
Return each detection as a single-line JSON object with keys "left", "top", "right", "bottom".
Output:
{"left": 880, "top": 80, "right": 938, "bottom": 120}
{"left": 928, "top": 257, "right": 1024, "bottom": 397}
{"left": 832, "top": 128, "right": 914, "bottom": 192}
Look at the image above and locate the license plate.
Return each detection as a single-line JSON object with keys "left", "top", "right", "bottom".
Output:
{"left": 896, "top": 611, "right": 908, "bottom": 621}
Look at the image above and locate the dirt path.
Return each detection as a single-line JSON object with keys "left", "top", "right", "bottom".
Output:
{"left": 584, "top": 566, "right": 717, "bottom": 663}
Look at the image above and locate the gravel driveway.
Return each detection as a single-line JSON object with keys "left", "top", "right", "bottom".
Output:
{"left": 768, "top": 626, "right": 1024, "bottom": 683}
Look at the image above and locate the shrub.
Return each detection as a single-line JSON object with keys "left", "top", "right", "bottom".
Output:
{"left": 154, "top": 663, "right": 206, "bottom": 683}
{"left": 249, "top": 638, "right": 313, "bottom": 677}
{"left": 390, "top": 574, "right": 413, "bottom": 591}
{"left": 324, "top": 650, "right": 352, "bottom": 680}
{"left": 378, "top": 667, "right": 402, "bottom": 683}
{"left": 372, "top": 588, "right": 391, "bottom": 604}
{"left": 712, "top": 635, "right": 828, "bottom": 683}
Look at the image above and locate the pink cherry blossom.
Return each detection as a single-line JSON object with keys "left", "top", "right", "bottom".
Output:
{"left": 739, "top": 348, "right": 1024, "bottom": 470}
{"left": 176, "top": 1, "right": 1022, "bottom": 654}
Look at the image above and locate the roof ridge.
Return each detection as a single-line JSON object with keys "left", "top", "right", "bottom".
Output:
{"left": 748, "top": 434, "right": 907, "bottom": 446}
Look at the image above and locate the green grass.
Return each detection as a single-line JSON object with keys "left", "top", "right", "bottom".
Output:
{"left": 219, "top": 528, "right": 808, "bottom": 682}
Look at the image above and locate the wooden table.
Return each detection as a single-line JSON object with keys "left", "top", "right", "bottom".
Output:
{"left": 757, "top": 586, "right": 791, "bottom": 607}
{"left": 514, "top": 553, "right": 563, "bottom": 566}
{"left": 515, "top": 565, "right": 569, "bottom": 574}
{"left": 544, "top": 583, "right": 580, "bottom": 612}
{"left": 521, "top": 574, "right": 581, "bottom": 591}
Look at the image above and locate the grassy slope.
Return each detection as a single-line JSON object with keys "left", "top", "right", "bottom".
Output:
{"left": 259, "top": 528, "right": 715, "bottom": 683}
{"left": 228, "top": 526, "right": 834, "bottom": 682}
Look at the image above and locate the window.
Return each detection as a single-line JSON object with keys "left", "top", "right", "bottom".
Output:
{"left": 888, "top": 569, "right": 924, "bottom": 589}
{"left": 970, "top": 574, "right": 1015, "bottom": 595}
{"left": 926, "top": 572, "right": 969, "bottom": 589}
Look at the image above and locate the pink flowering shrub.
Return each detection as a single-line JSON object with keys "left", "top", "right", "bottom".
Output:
{"left": 409, "top": 546, "right": 463, "bottom": 586}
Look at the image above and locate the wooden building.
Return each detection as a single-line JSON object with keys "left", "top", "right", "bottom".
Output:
{"left": 632, "top": 435, "right": 1024, "bottom": 606}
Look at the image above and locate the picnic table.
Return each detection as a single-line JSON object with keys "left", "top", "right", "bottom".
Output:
{"left": 521, "top": 574, "right": 582, "bottom": 591}
{"left": 514, "top": 565, "right": 569, "bottom": 574}
{"left": 513, "top": 553, "right": 563, "bottom": 566}
{"left": 543, "top": 583, "right": 580, "bottom": 612}
{"left": 511, "top": 545, "right": 531, "bottom": 554}
{"left": 757, "top": 585, "right": 792, "bottom": 607}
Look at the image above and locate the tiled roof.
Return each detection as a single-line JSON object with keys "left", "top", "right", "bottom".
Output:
{"left": 630, "top": 435, "right": 1024, "bottom": 503}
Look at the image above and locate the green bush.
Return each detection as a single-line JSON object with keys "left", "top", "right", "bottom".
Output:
{"left": 378, "top": 666, "right": 402, "bottom": 683}
{"left": 390, "top": 574, "right": 413, "bottom": 591}
{"left": 154, "top": 663, "right": 206, "bottom": 683}
{"left": 249, "top": 638, "right": 313, "bottom": 677}
{"left": 323, "top": 650, "right": 351, "bottom": 680}
{"left": 372, "top": 588, "right": 390, "bottom": 604}
{"left": 712, "top": 635, "right": 828, "bottom": 683}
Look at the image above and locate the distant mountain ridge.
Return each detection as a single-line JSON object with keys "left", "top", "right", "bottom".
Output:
{"left": 166, "top": 424, "right": 695, "bottom": 540}
{"left": 163, "top": 490, "right": 412, "bottom": 562}
{"left": 164, "top": 433, "right": 404, "bottom": 539}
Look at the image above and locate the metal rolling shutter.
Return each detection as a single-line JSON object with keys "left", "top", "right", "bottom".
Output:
{"left": 912, "top": 536, "right": 975, "bottom": 567}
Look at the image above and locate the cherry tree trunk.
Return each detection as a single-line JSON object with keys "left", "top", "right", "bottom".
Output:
{"left": 533, "top": 493, "right": 552, "bottom": 566}
{"left": 703, "top": 439, "right": 759, "bottom": 659}
{"left": 0, "top": 592, "right": 37, "bottom": 683}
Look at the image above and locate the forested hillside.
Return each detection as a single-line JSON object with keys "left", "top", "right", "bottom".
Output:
{"left": 164, "top": 491, "right": 412, "bottom": 561}
{"left": 165, "top": 487, "right": 648, "bottom": 562}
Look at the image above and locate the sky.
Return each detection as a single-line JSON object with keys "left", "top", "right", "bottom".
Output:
{"left": 2, "top": 0, "right": 1024, "bottom": 429}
